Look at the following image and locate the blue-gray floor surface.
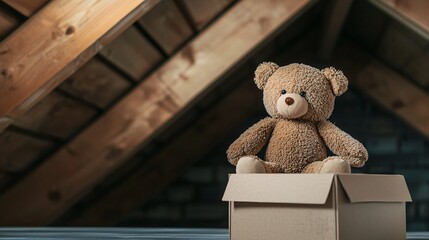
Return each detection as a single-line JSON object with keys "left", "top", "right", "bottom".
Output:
{"left": 0, "top": 228, "right": 427, "bottom": 239}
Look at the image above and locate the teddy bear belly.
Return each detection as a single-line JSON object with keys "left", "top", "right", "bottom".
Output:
{"left": 264, "top": 121, "right": 327, "bottom": 173}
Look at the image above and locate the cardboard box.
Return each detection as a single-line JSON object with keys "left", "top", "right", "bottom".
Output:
{"left": 222, "top": 174, "right": 412, "bottom": 240}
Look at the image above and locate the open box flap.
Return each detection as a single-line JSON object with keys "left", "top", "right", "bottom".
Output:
{"left": 222, "top": 174, "right": 335, "bottom": 204}
{"left": 338, "top": 174, "right": 412, "bottom": 203}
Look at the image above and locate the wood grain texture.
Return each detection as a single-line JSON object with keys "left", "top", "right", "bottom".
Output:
{"left": 0, "top": 0, "right": 314, "bottom": 226}
{"left": 179, "top": 0, "right": 234, "bottom": 30}
{"left": 67, "top": 77, "right": 261, "bottom": 226}
{"left": 370, "top": 0, "right": 429, "bottom": 40}
{"left": 0, "top": 129, "right": 54, "bottom": 172}
{"left": 0, "top": 0, "right": 156, "bottom": 127}
{"left": 139, "top": 0, "right": 193, "bottom": 55}
{"left": 0, "top": 6, "right": 20, "bottom": 40}
{"left": 13, "top": 92, "right": 98, "bottom": 140}
{"left": 99, "top": 26, "right": 163, "bottom": 81}
{"left": 334, "top": 40, "right": 429, "bottom": 139}
{"left": 59, "top": 58, "right": 131, "bottom": 109}
{"left": 2, "top": 0, "right": 50, "bottom": 17}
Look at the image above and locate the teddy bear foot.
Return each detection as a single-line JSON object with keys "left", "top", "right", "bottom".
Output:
{"left": 319, "top": 157, "right": 351, "bottom": 174}
{"left": 236, "top": 156, "right": 267, "bottom": 174}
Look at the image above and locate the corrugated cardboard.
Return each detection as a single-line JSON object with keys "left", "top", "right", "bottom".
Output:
{"left": 223, "top": 174, "right": 412, "bottom": 240}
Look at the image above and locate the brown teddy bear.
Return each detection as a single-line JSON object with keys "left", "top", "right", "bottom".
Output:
{"left": 227, "top": 63, "right": 368, "bottom": 173}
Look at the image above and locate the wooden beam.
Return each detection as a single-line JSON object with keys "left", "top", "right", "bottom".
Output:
{"left": 0, "top": 0, "right": 159, "bottom": 130}
{"left": 66, "top": 73, "right": 261, "bottom": 226}
{"left": 0, "top": 129, "right": 55, "bottom": 172}
{"left": 0, "top": 0, "right": 315, "bottom": 226}
{"left": 59, "top": 58, "right": 132, "bottom": 109}
{"left": 179, "top": 0, "right": 234, "bottom": 30}
{"left": 333, "top": 40, "right": 429, "bottom": 139}
{"left": 138, "top": 0, "right": 193, "bottom": 55}
{"left": 13, "top": 92, "right": 98, "bottom": 140}
{"left": 99, "top": 26, "right": 163, "bottom": 81}
{"left": 317, "top": 0, "right": 353, "bottom": 59}
{"left": 2, "top": 0, "right": 50, "bottom": 17}
{"left": 369, "top": 0, "right": 429, "bottom": 40}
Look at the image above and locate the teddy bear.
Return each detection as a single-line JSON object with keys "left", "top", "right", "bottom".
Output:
{"left": 227, "top": 63, "right": 368, "bottom": 173}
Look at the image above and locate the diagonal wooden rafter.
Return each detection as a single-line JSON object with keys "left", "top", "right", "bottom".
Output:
{"left": 333, "top": 39, "right": 429, "bottom": 139}
{"left": 369, "top": 0, "right": 429, "bottom": 40}
{"left": 0, "top": 0, "right": 160, "bottom": 133}
{"left": 0, "top": 0, "right": 316, "bottom": 226}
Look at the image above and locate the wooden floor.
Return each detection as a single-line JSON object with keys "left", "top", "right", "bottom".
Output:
{"left": 0, "top": 228, "right": 229, "bottom": 239}
{"left": 0, "top": 228, "right": 428, "bottom": 239}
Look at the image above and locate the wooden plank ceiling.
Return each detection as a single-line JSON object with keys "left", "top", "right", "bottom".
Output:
{"left": 0, "top": 0, "right": 160, "bottom": 186}
{"left": 0, "top": 0, "right": 428, "bottom": 227}
{"left": 0, "top": 0, "right": 315, "bottom": 226}
{"left": 0, "top": 0, "right": 230, "bottom": 179}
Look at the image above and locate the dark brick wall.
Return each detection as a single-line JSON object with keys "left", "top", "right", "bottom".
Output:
{"left": 120, "top": 85, "right": 429, "bottom": 231}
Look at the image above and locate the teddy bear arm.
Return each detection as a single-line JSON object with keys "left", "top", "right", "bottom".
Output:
{"left": 318, "top": 120, "right": 368, "bottom": 167}
{"left": 226, "top": 117, "right": 276, "bottom": 165}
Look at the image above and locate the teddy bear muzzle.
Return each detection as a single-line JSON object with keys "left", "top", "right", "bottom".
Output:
{"left": 276, "top": 93, "right": 308, "bottom": 119}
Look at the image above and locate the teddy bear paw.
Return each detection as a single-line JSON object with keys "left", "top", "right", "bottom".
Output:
{"left": 320, "top": 157, "right": 351, "bottom": 174}
{"left": 236, "top": 156, "right": 267, "bottom": 174}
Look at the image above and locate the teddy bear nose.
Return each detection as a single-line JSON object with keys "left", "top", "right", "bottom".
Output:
{"left": 285, "top": 97, "right": 294, "bottom": 105}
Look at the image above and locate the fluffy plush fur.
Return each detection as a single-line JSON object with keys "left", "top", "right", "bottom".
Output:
{"left": 227, "top": 63, "right": 368, "bottom": 173}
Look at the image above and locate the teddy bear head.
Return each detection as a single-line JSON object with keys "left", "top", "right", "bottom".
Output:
{"left": 254, "top": 62, "right": 348, "bottom": 122}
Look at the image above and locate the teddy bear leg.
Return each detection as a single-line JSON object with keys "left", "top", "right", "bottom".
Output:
{"left": 303, "top": 157, "right": 351, "bottom": 174}
{"left": 236, "top": 156, "right": 269, "bottom": 173}
{"left": 320, "top": 156, "right": 351, "bottom": 173}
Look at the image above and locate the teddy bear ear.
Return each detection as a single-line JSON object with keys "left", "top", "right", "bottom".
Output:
{"left": 254, "top": 62, "right": 279, "bottom": 90}
{"left": 322, "top": 67, "right": 348, "bottom": 96}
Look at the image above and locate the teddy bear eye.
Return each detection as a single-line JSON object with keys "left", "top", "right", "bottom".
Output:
{"left": 300, "top": 91, "right": 306, "bottom": 97}
{"left": 281, "top": 89, "right": 286, "bottom": 95}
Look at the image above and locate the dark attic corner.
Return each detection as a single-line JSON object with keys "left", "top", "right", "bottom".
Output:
{"left": 0, "top": 0, "right": 428, "bottom": 239}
